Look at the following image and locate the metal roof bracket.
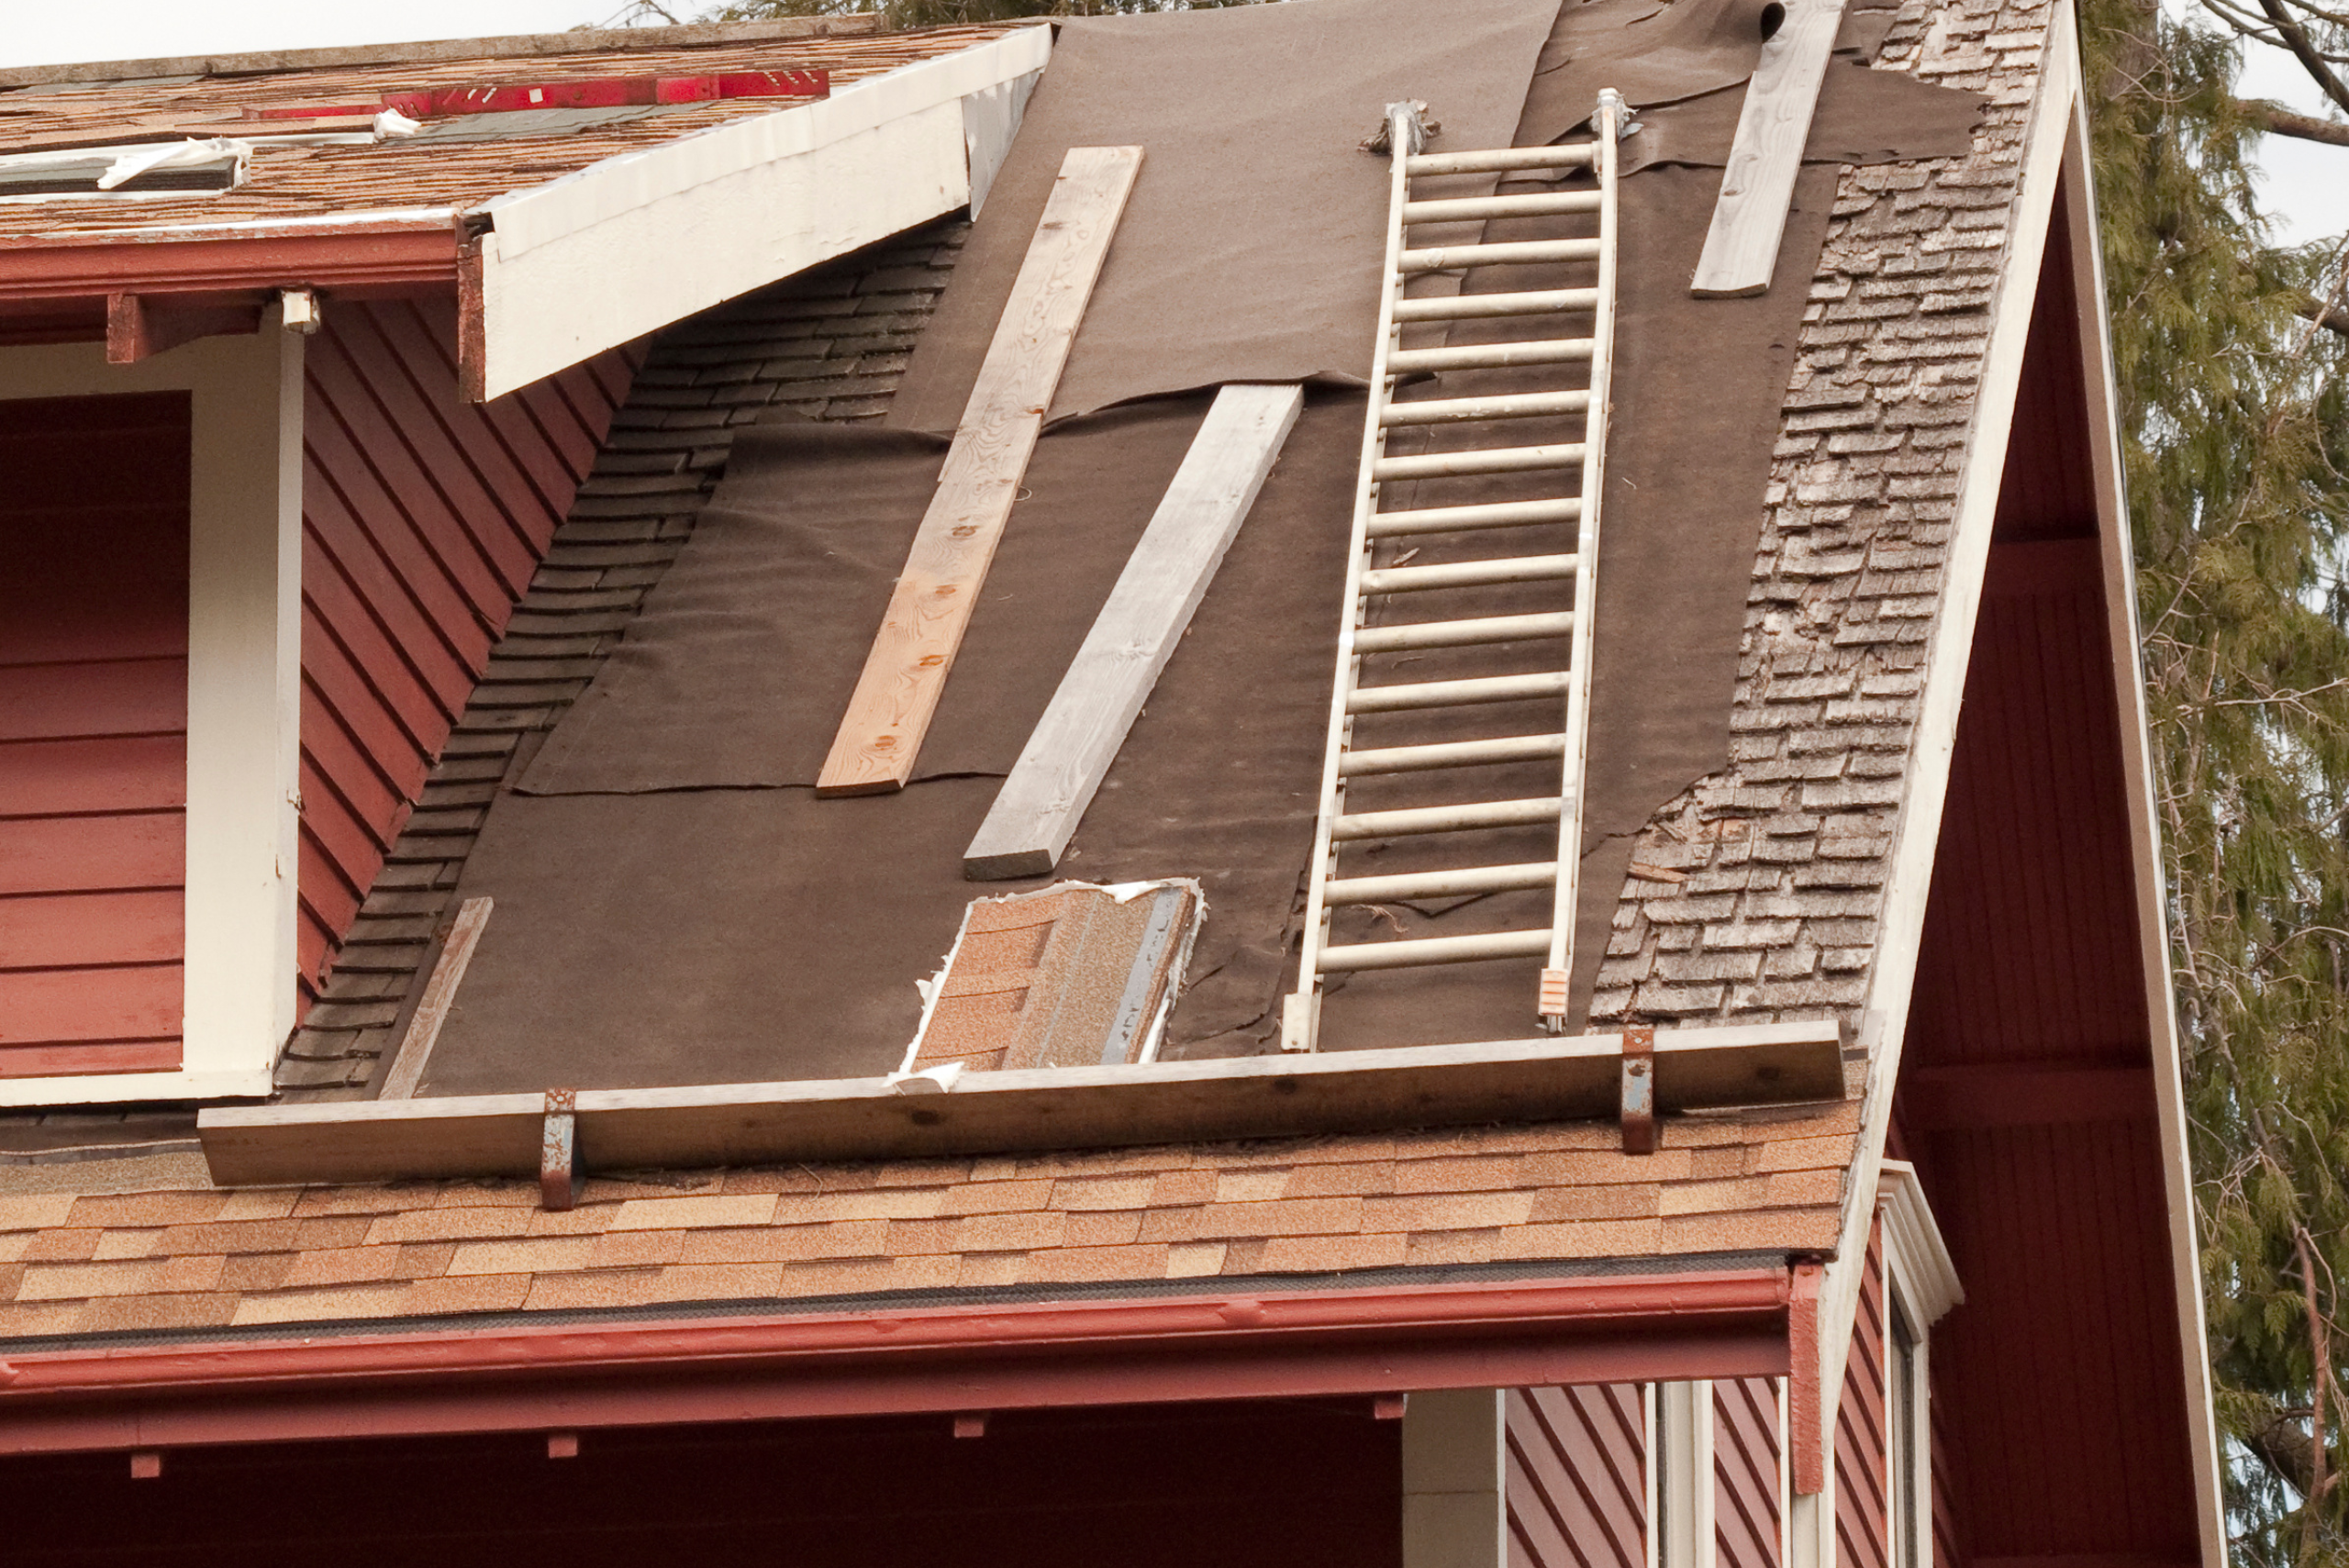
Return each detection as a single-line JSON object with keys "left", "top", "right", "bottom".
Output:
{"left": 1619, "top": 1024, "right": 1656, "bottom": 1154}
{"left": 540, "top": 1087, "right": 578, "bottom": 1210}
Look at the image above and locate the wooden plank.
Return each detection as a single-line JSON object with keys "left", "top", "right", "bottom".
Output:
{"left": 199, "top": 1018, "right": 1844, "bottom": 1186}
{"left": 964, "top": 384, "right": 1302, "bottom": 878}
{"left": 378, "top": 895, "right": 494, "bottom": 1100}
{"left": 1688, "top": 0, "right": 1850, "bottom": 298}
{"left": 0, "top": 964, "right": 183, "bottom": 1045}
{"left": 817, "top": 144, "right": 1144, "bottom": 796}
{"left": 0, "top": 736, "right": 184, "bottom": 818}
{"left": 0, "top": 660, "right": 184, "bottom": 743}
{"left": 0, "top": 1040, "right": 181, "bottom": 1080}
{"left": 0, "top": 890, "right": 182, "bottom": 971}
{"left": 0, "top": 814, "right": 183, "bottom": 897}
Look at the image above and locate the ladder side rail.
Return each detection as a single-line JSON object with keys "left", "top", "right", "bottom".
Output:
{"left": 1541, "top": 88, "right": 1625, "bottom": 1030}
{"left": 1281, "top": 100, "right": 1422, "bottom": 1055}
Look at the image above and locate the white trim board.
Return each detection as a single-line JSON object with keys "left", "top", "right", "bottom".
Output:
{"left": 0, "top": 321, "right": 303, "bottom": 1107}
{"left": 198, "top": 1019, "right": 1845, "bottom": 1187}
{"left": 2059, "top": 79, "right": 2230, "bottom": 1568}
{"left": 463, "top": 27, "right": 1052, "bottom": 401}
{"left": 1794, "top": 1, "right": 2081, "bottom": 1548}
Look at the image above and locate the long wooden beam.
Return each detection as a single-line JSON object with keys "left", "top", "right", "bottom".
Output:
{"left": 1688, "top": 0, "right": 1849, "bottom": 298}
{"left": 818, "top": 143, "right": 1144, "bottom": 795}
{"left": 964, "top": 383, "right": 1303, "bottom": 878}
{"left": 197, "top": 1019, "right": 1844, "bottom": 1187}
{"left": 376, "top": 895, "right": 494, "bottom": 1100}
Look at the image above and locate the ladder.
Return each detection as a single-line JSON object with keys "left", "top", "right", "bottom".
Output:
{"left": 1281, "top": 92, "right": 1625, "bottom": 1052}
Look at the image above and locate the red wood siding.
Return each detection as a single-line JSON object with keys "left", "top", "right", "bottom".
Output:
{"left": 1717, "top": 1377, "right": 1781, "bottom": 1568}
{"left": 297, "top": 300, "right": 634, "bottom": 994}
{"left": 1507, "top": 1384, "right": 1645, "bottom": 1568}
{"left": 1836, "top": 1224, "right": 1889, "bottom": 1568}
{"left": 0, "top": 392, "right": 190, "bottom": 1077}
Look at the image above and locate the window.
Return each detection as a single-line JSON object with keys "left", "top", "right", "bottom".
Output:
{"left": 1877, "top": 1159, "right": 1964, "bottom": 1568}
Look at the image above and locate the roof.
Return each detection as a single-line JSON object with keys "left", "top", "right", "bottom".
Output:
{"left": 0, "top": 21, "right": 1013, "bottom": 239}
{"left": 0, "top": 1103, "right": 1855, "bottom": 1340}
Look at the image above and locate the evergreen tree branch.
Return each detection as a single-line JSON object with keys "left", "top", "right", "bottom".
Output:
{"left": 2299, "top": 291, "right": 2349, "bottom": 337}
{"left": 2237, "top": 96, "right": 2349, "bottom": 142}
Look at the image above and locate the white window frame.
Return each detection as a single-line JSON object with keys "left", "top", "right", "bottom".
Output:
{"left": 1877, "top": 1159, "right": 1964, "bottom": 1568}
{"left": 0, "top": 316, "right": 304, "bottom": 1106}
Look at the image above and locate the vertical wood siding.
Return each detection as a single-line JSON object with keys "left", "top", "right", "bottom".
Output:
{"left": 1836, "top": 1222, "right": 1891, "bottom": 1568}
{"left": 1716, "top": 1377, "right": 1782, "bottom": 1568}
{"left": 298, "top": 300, "right": 633, "bottom": 995}
{"left": 1507, "top": 1384, "right": 1646, "bottom": 1568}
{"left": 0, "top": 393, "right": 190, "bottom": 1077}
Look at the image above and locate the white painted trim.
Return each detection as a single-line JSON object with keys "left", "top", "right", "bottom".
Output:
{"left": 1401, "top": 1387, "right": 1506, "bottom": 1568}
{"left": 1796, "top": 3, "right": 2080, "bottom": 1557}
{"left": 1644, "top": 1382, "right": 1663, "bottom": 1568}
{"left": 0, "top": 322, "right": 302, "bottom": 1107}
{"left": 1876, "top": 1160, "right": 1962, "bottom": 1329}
{"left": 2058, "top": 83, "right": 2231, "bottom": 1568}
{"left": 1656, "top": 1380, "right": 1715, "bottom": 1568}
{"left": 468, "top": 27, "right": 1053, "bottom": 400}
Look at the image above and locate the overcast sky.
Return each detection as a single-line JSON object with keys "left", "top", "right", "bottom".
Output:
{"left": 6, "top": 0, "right": 2344, "bottom": 245}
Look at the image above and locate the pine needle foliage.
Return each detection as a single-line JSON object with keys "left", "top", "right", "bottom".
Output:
{"left": 2084, "top": 0, "right": 2349, "bottom": 1557}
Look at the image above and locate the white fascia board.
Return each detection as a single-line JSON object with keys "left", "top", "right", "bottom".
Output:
{"left": 1875, "top": 1160, "right": 1962, "bottom": 1329}
{"left": 467, "top": 26, "right": 1052, "bottom": 402}
{"left": 2059, "top": 78, "right": 2231, "bottom": 1568}
{"left": 1791, "top": 0, "right": 2081, "bottom": 1539}
{"left": 0, "top": 323, "right": 302, "bottom": 1109}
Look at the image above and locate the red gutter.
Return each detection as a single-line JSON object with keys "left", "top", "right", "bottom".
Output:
{"left": 0, "top": 217, "right": 459, "bottom": 306}
{"left": 0, "top": 1268, "right": 1792, "bottom": 1457}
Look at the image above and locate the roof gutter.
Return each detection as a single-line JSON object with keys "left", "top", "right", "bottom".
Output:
{"left": 0, "top": 211, "right": 459, "bottom": 305}
{"left": 0, "top": 1265, "right": 1793, "bottom": 1457}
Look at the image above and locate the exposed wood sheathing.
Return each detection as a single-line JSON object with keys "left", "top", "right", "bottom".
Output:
{"left": 0, "top": 1107, "right": 1854, "bottom": 1339}
{"left": 296, "top": 300, "right": 629, "bottom": 1002}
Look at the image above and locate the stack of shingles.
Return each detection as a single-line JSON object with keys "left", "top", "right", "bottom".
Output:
{"left": 1590, "top": 0, "right": 2042, "bottom": 1036}
{"left": 276, "top": 217, "right": 970, "bottom": 1098}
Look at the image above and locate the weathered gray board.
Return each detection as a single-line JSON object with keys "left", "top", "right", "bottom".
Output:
{"left": 965, "top": 383, "right": 1305, "bottom": 879}
{"left": 199, "top": 1020, "right": 1844, "bottom": 1186}
{"left": 1689, "top": 0, "right": 1852, "bottom": 297}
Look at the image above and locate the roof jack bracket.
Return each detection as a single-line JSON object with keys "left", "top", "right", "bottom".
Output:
{"left": 540, "top": 1087, "right": 579, "bottom": 1210}
{"left": 1619, "top": 1025, "right": 1656, "bottom": 1154}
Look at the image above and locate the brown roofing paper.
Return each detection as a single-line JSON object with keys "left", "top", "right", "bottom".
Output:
{"left": 886, "top": 0, "right": 1564, "bottom": 432}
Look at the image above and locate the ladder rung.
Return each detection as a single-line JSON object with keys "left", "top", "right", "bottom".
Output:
{"left": 1394, "top": 289, "right": 1597, "bottom": 323}
{"left": 1372, "top": 444, "right": 1583, "bottom": 483}
{"left": 1407, "top": 146, "right": 1595, "bottom": 175}
{"left": 1382, "top": 390, "right": 1589, "bottom": 428}
{"left": 1368, "top": 498, "right": 1580, "bottom": 539}
{"left": 1399, "top": 239, "right": 1602, "bottom": 272}
{"left": 1319, "top": 928, "right": 1554, "bottom": 972}
{"left": 1349, "top": 671, "right": 1568, "bottom": 714}
{"left": 1353, "top": 611, "right": 1574, "bottom": 653}
{"left": 1388, "top": 339, "right": 1593, "bottom": 375}
{"left": 1361, "top": 553, "right": 1577, "bottom": 594}
{"left": 1333, "top": 796, "right": 1562, "bottom": 840}
{"left": 1326, "top": 862, "right": 1558, "bottom": 905}
{"left": 1341, "top": 733, "right": 1566, "bottom": 776}
{"left": 1402, "top": 191, "right": 1601, "bottom": 223}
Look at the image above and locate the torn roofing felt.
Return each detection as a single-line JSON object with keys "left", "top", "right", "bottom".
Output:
{"left": 419, "top": 0, "right": 1989, "bottom": 1093}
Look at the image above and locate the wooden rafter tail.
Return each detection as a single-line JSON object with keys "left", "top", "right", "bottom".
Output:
{"left": 816, "top": 144, "right": 1144, "bottom": 797}
{"left": 1688, "top": 0, "right": 1851, "bottom": 298}
{"left": 964, "top": 382, "right": 1304, "bottom": 880}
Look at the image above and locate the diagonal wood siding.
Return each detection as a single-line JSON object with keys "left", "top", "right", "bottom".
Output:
{"left": 1508, "top": 1384, "right": 1646, "bottom": 1568}
{"left": 1716, "top": 1376, "right": 1782, "bottom": 1568}
{"left": 298, "top": 301, "right": 633, "bottom": 998}
{"left": 0, "top": 392, "right": 189, "bottom": 1078}
{"left": 1836, "top": 1221, "right": 1890, "bottom": 1568}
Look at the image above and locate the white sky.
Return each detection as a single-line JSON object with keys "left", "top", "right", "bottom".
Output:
{"left": 4, "top": 0, "right": 2343, "bottom": 245}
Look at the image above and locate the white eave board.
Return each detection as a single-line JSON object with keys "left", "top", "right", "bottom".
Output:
{"left": 464, "top": 26, "right": 1052, "bottom": 401}
{"left": 198, "top": 1019, "right": 1846, "bottom": 1186}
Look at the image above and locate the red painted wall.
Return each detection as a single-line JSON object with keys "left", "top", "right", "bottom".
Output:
{"left": 1836, "top": 1227, "right": 1890, "bottom": 1568}
{"left": 297, "top": 300, "right": 633, "bottom": 994}
{"left": 0, "top": 393, "right": 189, "bottom": 1079}
{"left": 1508, "top": 1384, "right": 1645, "bottom": 1568}
{"left": 1717, "top": 1377, "right": 1782, "bottom": 1568}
